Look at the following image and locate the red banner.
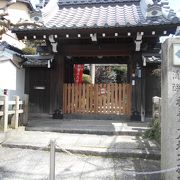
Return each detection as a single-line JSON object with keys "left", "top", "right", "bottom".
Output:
{"left": 74, "top": 64, "right": 84, "bottom": 83}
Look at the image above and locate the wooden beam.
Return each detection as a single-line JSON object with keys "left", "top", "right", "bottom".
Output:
{"left": 62, "top": 43, "right": 133, "bottom": 57}
{"left": 13, "top": 24, "right": 179, "bottom": 40}
{"left": 70, "top": 57, "right": 128, "bottom": 64}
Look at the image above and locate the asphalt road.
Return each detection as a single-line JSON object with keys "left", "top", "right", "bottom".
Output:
{"left": 0, "top": 147, "right": 160, "bottom": 180}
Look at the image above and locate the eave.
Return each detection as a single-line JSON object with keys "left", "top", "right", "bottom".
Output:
{"left": 13, "top": 23, "right": 180, "bottom": 40}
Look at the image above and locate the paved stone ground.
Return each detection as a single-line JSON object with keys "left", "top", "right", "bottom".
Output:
{"left": 0, "top": 117, "right": 161, "bottom": 179}
{"left": 1, "top": 130, "right": 160, "bottom": 159}
{"left": 0, "top": 147, "right": 160, "bottom": 180}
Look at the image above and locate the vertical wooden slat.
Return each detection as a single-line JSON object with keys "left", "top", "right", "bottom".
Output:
{"left": 101, "top": 84, "right": 105, "bottom": 113}
{"left": 124, "top": 84, "right": 127, "bottom": 115}
{"left": 89, "top": 85, "right": 91, "bottom": 113}
{"left": 104, "top": 84, "right": 107, "bottom": 114}
{"left": 114, "top": 83, "right": 118, "bottom": 115}
{"left": 90, "top": 85, "right": 93, "bottom": 113}
{"left": 77, "top": 84, "right": 79, "bottom": 113}
{"left": 129, "top": 85, "right": 132, "bottom": 115}
{"left": 67, "top": 84, "right": 71, "bottom": 113}
{"left": 86, "top": 84, "right": 89, "bottom": 113}
{"left": 121, "top": 84, "right": 124, "bottom": 115}
{"left": 71, "top": 84, "right": 74, "bottom": 113}
{"left": 94, "top": 84, "right": 98, "bottom": 113}
{"left": 110, "top": 84, "right": 114, "bottom": 114}
{"left": 78, "top": 84, "right": 82, "bottom": 113}
{"left": 64, "top": 84, "right": 67, "bottom": 113}
{"left": 99, "top": 84, "right": 103, "bottom": 114}
{"left": 82, "top": 84, "right": 86, "bottom": 113}
{"left": 126, "top": 85, "right": 129, "bottom": 115}
{"left": 90, "top": 84, "right": 94, "bottom": 113}
{"left": 122, "top": 83, "right": 126, "bottom": 115}
{"left": 107, "top": 84, "right": 110, "bottom": 114}
{"left": 74, "top": 84, "right": 78, "bottom": 113}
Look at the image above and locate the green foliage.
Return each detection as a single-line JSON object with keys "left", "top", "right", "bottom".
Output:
{"left": 113, "top": 66, "right": 127, "bottom": 83}
{"left": 22, "top": 40, "right": 47, "bottom": 55}
{"left": 22, "top": 47, "right": 36, "bottom": 55}
{"left": 95, "top": 66, "right": 116, "bottom": 83}
{"left": 113, "top": 66, "right": 127, "bottom": 73}
{"left": 143, "top": 119, "right": 161, "bottom": 144}
{"left": 152, "top": 68, "right": 161, "bottom": 77}
{"left": 82, "top": 74, "right": 92, "bottom": 84}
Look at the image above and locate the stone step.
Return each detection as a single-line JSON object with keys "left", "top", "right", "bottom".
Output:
{"left": 26, "top": 119, "right": 150, "bottom": 136}
{"left": 1, "top": 130, "right": 160, "bottom": 160}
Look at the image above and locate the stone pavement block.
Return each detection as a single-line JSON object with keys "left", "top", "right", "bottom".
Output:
{"left": 26, "top": 119, "right": 150, "bottom": 136}
{"left": 0, "top": 147, "right": 160, "bottom": 180}
{"left": 79, "top": 157, "right": 114, "bottom": 180}
{"left": 1, "top": 130, "right": 160, "bottom": 159}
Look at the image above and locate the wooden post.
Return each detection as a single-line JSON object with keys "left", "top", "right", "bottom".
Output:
{"left": 23, "top": 94, "right": 29, "bottom": 125}
{"left": 11, "top": 96, "right": 19, "bottom": 129}
{"left": 0, "top": 96, "right": 8, "bottom": 132}
{"left": 50, "top": 54, "right": 64, "bottom": 115}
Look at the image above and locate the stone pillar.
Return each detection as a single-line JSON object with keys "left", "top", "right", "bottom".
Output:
{"left": 141, "top": 67, "right": 146, "bottom": 122}
{"left": 161, "top": 37, "right": 180, "bottom": 180}
{"left": 152, "top": 96, "right": 161, "bottom": 120}
{"left": 91, "top": 64, "right": 95, "bottom": 84}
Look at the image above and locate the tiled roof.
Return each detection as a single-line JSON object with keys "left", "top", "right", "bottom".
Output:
{"left": 0, "top": 42, "right": 24, "bottom": 55}
{"left": 42, "top": 0, "right": 139, "bottom": 7}
{"left": 22, "top": 55, "right": 54, "bottom": 67}
{"left": 18, "top": 0, "right": 180, "bottom": 31}
{"left": 43, "top": 2, "right": 176, "bottom": 29}
{"left": 58, "top": 0, "right": 140, "bottom": 6}
{"left": 45, "top": 4, "right": 144, "bottom": 28}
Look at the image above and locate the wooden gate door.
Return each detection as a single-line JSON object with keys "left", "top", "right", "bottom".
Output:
{"left": 28, "top": 68, "right": 50, "bottom": 113}
{"left": 63, "top": 83, "right": 132, "bottom": 115}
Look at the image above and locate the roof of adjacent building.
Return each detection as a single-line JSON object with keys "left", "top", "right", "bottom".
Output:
{"left": 0, "top": 41, "right": 25, "bottom": 68}
{"left": 22, "top": 55, "right": 54, "bottom": 67}
{"left": 0, "top": 41, "right": 24, "bottom": 55}
{"left": 18, "top": 0, "right": 34, "bottom": 10}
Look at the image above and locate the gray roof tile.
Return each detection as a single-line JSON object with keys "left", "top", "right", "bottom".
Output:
{"left": 44, "top": 3, "right": 147, "bottom": 28}
{"left": 58, "top": 0, "right": 140, "bottom": 6}
{"left": 16, "top": 0, "right": 179, "bottom": 32}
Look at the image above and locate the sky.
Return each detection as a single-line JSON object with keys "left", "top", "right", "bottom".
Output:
{"left": 30, "top": 0, "right": 179, "bottom": 11}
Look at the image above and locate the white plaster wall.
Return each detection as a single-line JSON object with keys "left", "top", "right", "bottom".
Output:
{"left": 0, "top": 61, "right": 16, "bottom": 90}
{"left": 7, "top": 3, "right": 31, "bottom": 24}
{"left": 0, "top": 1, "right": 30, "bottom": 23}
{"left": 9, "top": 67, "right": 25, "bottom": 100}
{"left": 0, "top": 61, "right": 25, "bottom": 100}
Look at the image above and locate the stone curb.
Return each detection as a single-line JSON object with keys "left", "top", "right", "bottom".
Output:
{"left": 25, "top": 127, "right": 145, "bottom": 136}
{"left": 2, "top": 143, "right": 160, "bottom": 160}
